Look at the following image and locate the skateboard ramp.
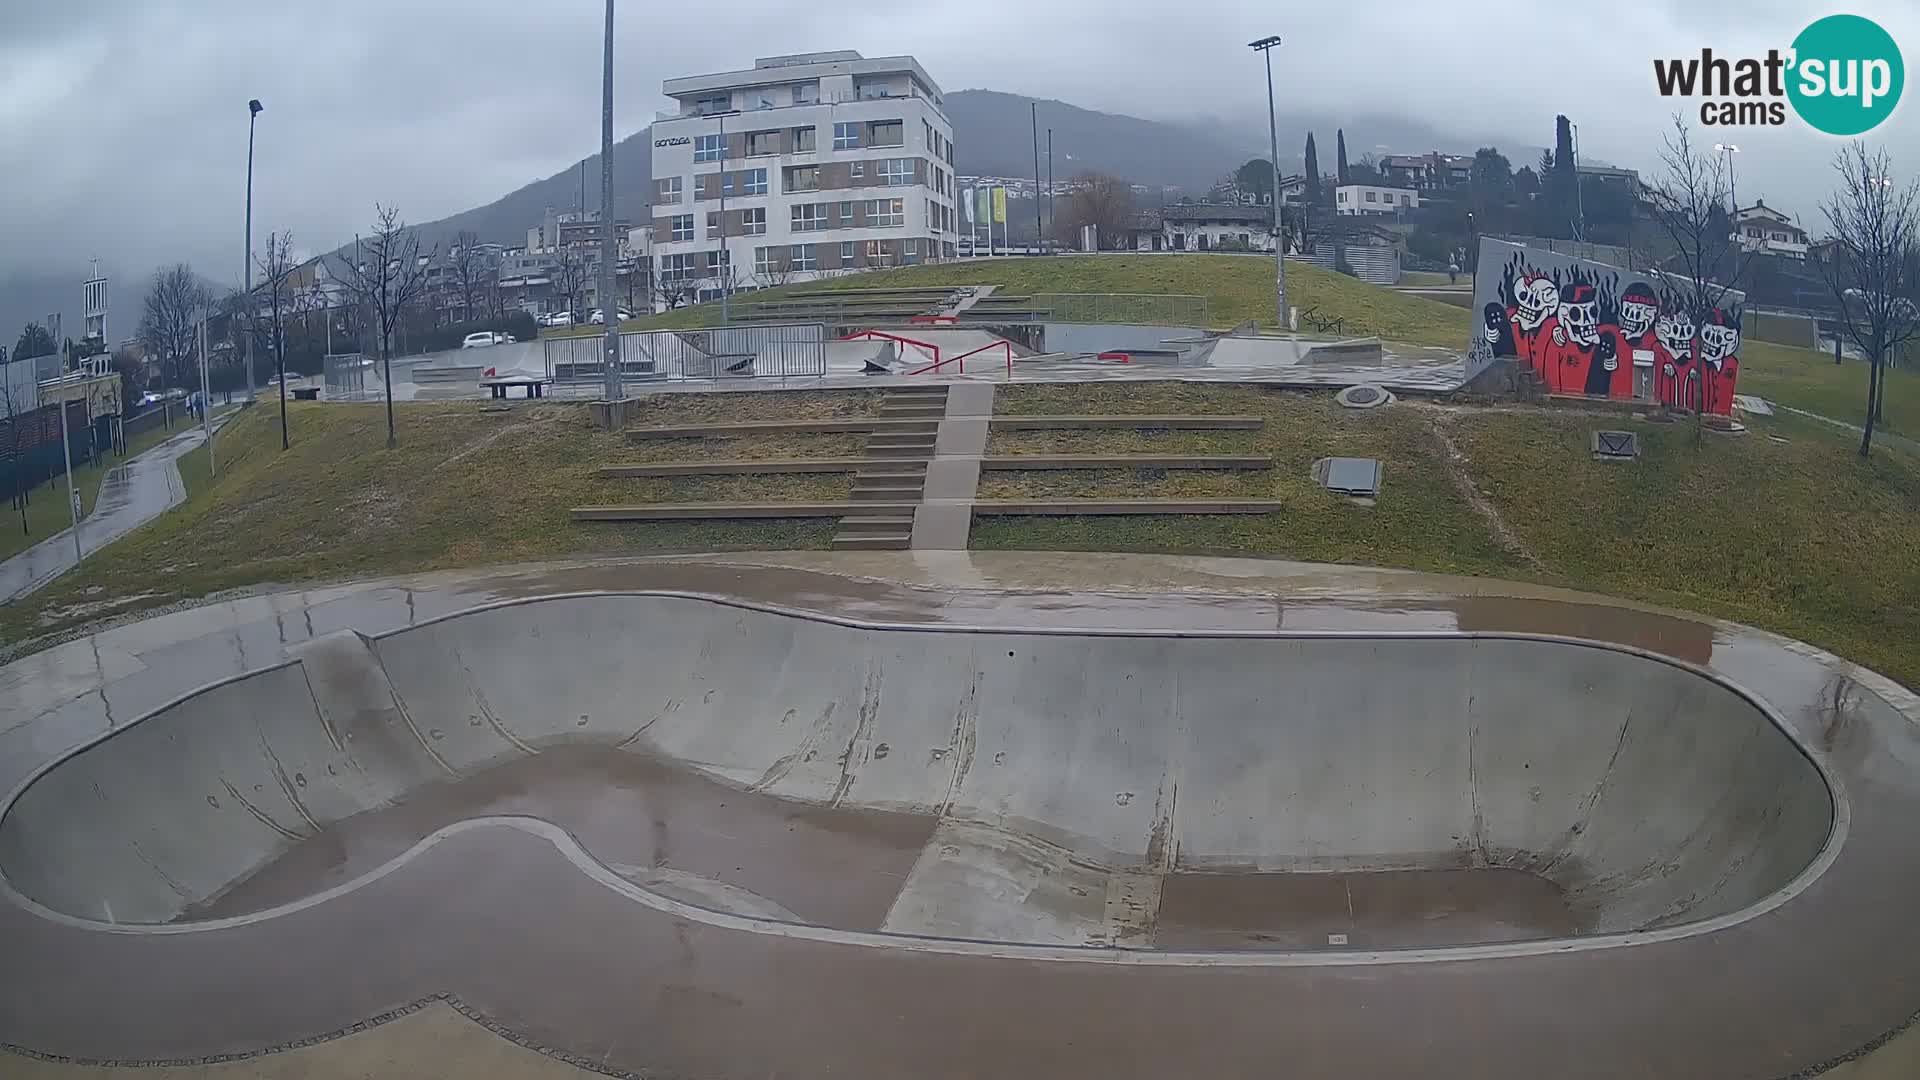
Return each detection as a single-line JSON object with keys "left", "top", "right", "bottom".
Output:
{"left": 0, "top": 595, "right": 1832, "bottom": 950}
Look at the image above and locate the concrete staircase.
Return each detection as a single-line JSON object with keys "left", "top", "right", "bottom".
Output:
{"left": 832, "top": 385, "right": 948, "bottom": 550}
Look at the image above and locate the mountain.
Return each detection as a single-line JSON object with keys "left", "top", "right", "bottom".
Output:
{"left": 945, "top": 90, "right": 1248, "bottom": 191}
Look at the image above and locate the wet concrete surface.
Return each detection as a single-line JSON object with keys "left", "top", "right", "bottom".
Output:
{"left": 184, "top": 745, "right": 933, "bottom": 929}
{"left": 1156, "top": 868, "right": 1577, "bottom": 950}
{"left": 2, "top": 553, "right": 1918, "bottom": 1078}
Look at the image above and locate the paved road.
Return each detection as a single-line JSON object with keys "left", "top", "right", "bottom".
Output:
{"left": 0, "top": 423, "right": 209, "bottom": 603}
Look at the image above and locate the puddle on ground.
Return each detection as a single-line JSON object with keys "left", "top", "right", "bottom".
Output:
{"left": 181, "top": 744, "right": 936, "bottom": 928}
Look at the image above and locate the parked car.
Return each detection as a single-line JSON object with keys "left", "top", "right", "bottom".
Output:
{"left": 587, "top": 308, "right": 634, "bottom": 325}
{"left": 542, "top": 311, "right": 574, "bottom": 327}
{"left": 462, "top": 331, "right": 509, "bottom": 348}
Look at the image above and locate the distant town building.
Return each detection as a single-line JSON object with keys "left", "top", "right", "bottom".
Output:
{"left": 649, "top": 50, "right": 957, "bottom": 298}
{"left": 1735, "top": 200, "right": 1810, "bottom": 259}
{"left": 82, "top": 261, "right": 109, "bottom": 357}
{"left": 1379, "top": 152, "right": 1472, "bottom": 190}
{"left": 1576, "top": 163, "right": 1643, "bottom": 192}
{"left": 1122, "top": 204, "right": 1276, "bottom": 253}
{"left": 1335, "top": 184, "right": 1419, "bottom": 216}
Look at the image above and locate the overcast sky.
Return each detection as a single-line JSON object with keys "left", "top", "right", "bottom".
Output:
{"left": 3, "top": 0, "right": 1916, "bottom": 318}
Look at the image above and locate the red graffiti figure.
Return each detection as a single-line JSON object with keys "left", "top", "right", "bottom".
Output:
{"left": 1602, "top": 283, "right": 1659, "bottom": 400}
{"left": 1652, "top": 309, "right": 1698, "bottom": 410}
{"left": 1698, "top": 308, "right": 1742, "bottom": 416}
{"left": 1540, "top": 284, "right": 1603, "bottom": 395}
{"left": 1509, "top": 275, "right": 1559, "bottom": 379}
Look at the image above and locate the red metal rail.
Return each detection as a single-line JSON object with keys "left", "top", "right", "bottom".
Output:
{"left": 837, "top": 329, "right": 940, "bottom": 373}
{"left": 945, "top": 339, "right": 1015, "bottom": 379}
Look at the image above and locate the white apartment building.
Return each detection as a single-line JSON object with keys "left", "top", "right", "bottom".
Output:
{"left": 649, "top": 50, "right": 958, "bottom": 300}
{"left": 1335, "top": 184, "right": 1419, "bottom": 216}
{"left": 1735, "top": 200, "right": 1810, "bottom": 259}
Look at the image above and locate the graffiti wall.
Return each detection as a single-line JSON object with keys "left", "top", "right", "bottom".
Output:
{"left": 1469, "top": 238, "right": 1746, "bottom": 413}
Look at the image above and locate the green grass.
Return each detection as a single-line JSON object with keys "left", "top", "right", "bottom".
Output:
{"left": 0, "top": 417, "right": 194, "bottom": 562}
{"left": 603, "top": 256, "right": 1472, "bottom": 346}
{"left": 0, "top": 402, "right": 840, "bottom": 647}
{"left": 1736, "top": 340, "right": 1917, "bottom": 439}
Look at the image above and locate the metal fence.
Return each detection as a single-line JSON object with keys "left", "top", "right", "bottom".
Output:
{"left": 1026, "top": 293, "right": 1210, "bottom": 327}
{"left": 323, "top": 353, "right": 369, "bottom": 397}
{"left": 544, "top": 323, "right": 828, "bottom": 388}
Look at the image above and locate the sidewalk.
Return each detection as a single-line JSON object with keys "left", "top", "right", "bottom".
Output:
{"left": 0, "top": 423, "right": 211, "bottom": 603}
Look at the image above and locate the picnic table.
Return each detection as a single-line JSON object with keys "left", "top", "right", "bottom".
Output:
{"left": 480, "top": 374, "right": 554, "bottom": 399}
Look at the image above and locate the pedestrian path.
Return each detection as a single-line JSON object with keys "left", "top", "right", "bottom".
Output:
{"left": 0, "top": 424, "right": 210, "bottom": 603}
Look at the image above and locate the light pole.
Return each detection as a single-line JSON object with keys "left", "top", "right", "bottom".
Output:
{"left": 598, "top": 0, "right": 623, "bottom": 403}
{"left": 717, "top": 109, "right": 731, "bottom": 326}
{"left": 1714, "top": 143, "right": 1741, "bottom": 243}
{"left": 243, "top": 99, "right": 262, "bottom": 406}
{"left": 49, "top": 313, "right": 81, "bottom": 564}
{"left": 1249, "top": 35, "right": 1288, "bottom": 330}
{"left": 1569, "top": 122, "right": 1586, "bottom": 242}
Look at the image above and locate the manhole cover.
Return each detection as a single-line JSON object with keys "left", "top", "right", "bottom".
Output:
{"left": 1323, "top": 457, "right": 1381, "bottom": 496}
{"left": 1346, "top": 386, "right": 1382, "bottom": 405}
{"left": 1335, "top": 383, "right": 1394, "bottom": 409}
{"left": 1591, "top": 430, "right": 1639, "bottom": 461}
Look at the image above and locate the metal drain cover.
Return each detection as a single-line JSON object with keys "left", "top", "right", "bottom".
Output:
{"left": 1591, "top": 430, "right": 1639, "bottom": 460}
{"left": 1323, "top": 457, "right": 1382, "bottom": 496}
{"left": 1336, "top": 384, "right": 1394, "bottom": 409}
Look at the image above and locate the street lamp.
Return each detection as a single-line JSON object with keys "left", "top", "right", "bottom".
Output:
{"left": 243, "top": 98, "right": 263, "bottom": 407}
{"left": 1249, "top": 35, "right": 1288, "bottom": 330}
{"left": 1714, "top": 143, "right": 1740, "bottom": 241}
{"left": 597, "top": 0, "right": 623, "bottom": 403}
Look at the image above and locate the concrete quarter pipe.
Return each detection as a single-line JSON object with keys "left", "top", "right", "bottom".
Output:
{"left": 2, "top": 561, "right": 1914, "bottom": 1080}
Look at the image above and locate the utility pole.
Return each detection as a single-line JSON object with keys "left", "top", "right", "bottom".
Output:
{"left": 598, "top": 0, "right": 623, "bottom": 403}
{"left": 718, "top": 110, "right": 731, "bottom": 325}
{"left": 198, "top": 308, "right": 216, "bottom": 478}
{"left": 1046, "top": 128, "right": 1054, "bottom": 249}
{"left": 50, "top": 312, "right": 81, "bottom": 564}
{"left": 1031, "top": 103, "right": 1043, "bottom": 256}
{"left": 1250, "top": 36, "right": 1288, "bottom": 330}
{"left": 243, "top": 98, "right": 263, "bottom": 404}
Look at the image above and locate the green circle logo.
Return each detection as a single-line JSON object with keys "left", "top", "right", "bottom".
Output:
{"left": 1788, "top": 15, "right": 1904, "bottom": 135}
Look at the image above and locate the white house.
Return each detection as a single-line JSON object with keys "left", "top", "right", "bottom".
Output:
{"left": 1125, "top": 204, "right": 1276, "bottom": 252}
{"left": 1335, "top": 184, "right": 1418, "bottom": 216}
{"left": 1734, "top": 200, "right": 1810, "bottom": 259}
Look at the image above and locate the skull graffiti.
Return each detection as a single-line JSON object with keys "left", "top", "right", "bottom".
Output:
{"left": 1656, "top": 310, "right": 1696, "bottom": 360}
{"left": 1619, "top": 283, "right": 1659, "bottom": 339}
{"left": 1556, "top": 285, "right": 1600, "bottom": 347}
{"left": 1699, "top": 309, "right": 1740, "bottom": 366}
{"left": 1515, "top": 275, "right": 1558, "bottom": 331}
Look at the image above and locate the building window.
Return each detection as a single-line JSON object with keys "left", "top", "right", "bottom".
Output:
{"left": 783, "top": 165, "right": 819, "bottom": 192}
{"left": 792, "top": 204, "right": 827, "bottom": 232}
{"left": 1365, "top": 190, "right": 1377, "bottom": 202}
{"left": 868, "top": 120, "right": 904, "bottom": 148}
{"left": 740, "top": 207, "right": 766, "bottom": 235}
{"left": 904, "top": 238, "right": 922, "bottom": 265}
{"left": 1338, "top": 190, "right": 1347, "bottom": 203}
{"left": 670, "top": 215, "right": 694, "bottom": 242}
{"left": 789, "top": 244, "right": 817, "bottom": 272}
{"left": 693, "top": 93, "right": 729, "bottom": 115}
{"left": 866, "top": 239, "right": 895, "bottom": 266}
{"left": 833, "top": 122, "right": 859, "bottom": 150}
{"left": 792, "top": 83, "right": 818, "bottom": 105}
{"left": 851, "top": 160, "right": 864, "bottom": 179}
{"left": 880, "top": 157, "right": 912, "bottom": 185}
{"left": 659, "top": 252, "right": 696, "bottom": 280}
{"left": 1401, "top": 194, "right": 1410, "bottom": 205}
{"left": 654, "top": 177, "right": 682, "bottom": 204}
{"left": 839, "top": 200, "right": 855, "bottom": 222}
{"left": 694, "top": 134, "right": 724, "bottom": 162}
{"left": 841, "top": 241, "right": 855, "bottom": 264}
{"left": 754, "top": 246, "right": 778, "bottom": 275}
{"left": 868, "top": 198, "right": 904, "bottom": 227}
{"left": 746, "top": 130, "right": 778, "bottom": 157}
{"left": 707, "top": 211, "right": 723, "bottom": 239}
{"left": 741, "top": 168, "right": 768, "bottom": 196}
{"left": 792, "top": 126, "right": 816, "bottom": 152}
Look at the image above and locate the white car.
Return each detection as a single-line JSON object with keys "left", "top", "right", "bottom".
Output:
{"left": 586, "top": 307, "right": 634, "bottom": 325}
{"left": 462, "top": 331, "right": 509, "bottom": 348}
{"left": 542, "top": 311, "right": 574, "bottom": 327}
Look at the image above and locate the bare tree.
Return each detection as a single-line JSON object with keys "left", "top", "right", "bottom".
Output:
{"left": 1642, "top": 114, "right": 1756, "bottom": 442}
{"left": 449, "top": 230, "right": 496, "bottom": 326}
{"left": 755, "top": 250, "right": 799, "bottom": 291}
{"left": 138, "top": 264, "right": 209, "bottom": 390}
{"left": 1057, "top": 172, "right": 1136, "bottom": 250}
{"left": 550, "top": 248, "right": 589, "bottom": 320}
{"left": 254, "top": 231, "right": 300, "bottom": 450}
{"left": 1817, "top": 142, "right": 1920, "bottom": 458}
{"left": 333, "top": 204, "right": 433, "bottom": 448}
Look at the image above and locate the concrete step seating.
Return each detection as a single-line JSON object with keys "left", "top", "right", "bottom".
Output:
{"left": 600, "top": 455, "right": 1267, "bottom": 478}
{"left": 626, "top": 417, "right": 937, "bottom": 440}
{"left": 832, "top": 386, "right": 949, "bottom": 551}
{"left": 971, "top": 499, "right": 1282, "bottom": 515}
{"left": 989, "top": 415, "right": 1265, "bottom": 431}
{"left": 573, "top": 502, "right": 919, "bottom": 521}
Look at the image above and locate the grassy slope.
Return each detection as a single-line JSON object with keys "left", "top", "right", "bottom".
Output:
{"left": 0, "top": 418, "right": 194, "bottom": 562}
{"left": 1736, "top": 340, "right": 1916, "bottom": 438}
{"left": 611, "top": 256, "right": 1472, "bottom": 346}
{"left": 975, "top": 383, "right": 1920, "bottom": 690}
{"left": 0, "top": 397, "right": 879, "bottom": 645}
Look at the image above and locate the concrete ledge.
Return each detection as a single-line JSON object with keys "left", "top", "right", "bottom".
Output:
{"left": 1545, "top": 394, "right": 1659, "bottom": 415}
{"left": 989, "top": 415, "right": 1264, "bottom": 430}
{"left": 625, "top": 418, "right": 930, "bottom": 440}
{"left": 980, "top": 455, "right": 1271, "bottom": 470}
{"left": 971, "top": 499, "right": 1283, "bottom": 515}
{"left": 572, "top": 502, "right": 918, "bottom": 521}
{"left": 598, "top": 459, "right": 868, "bottom": 477}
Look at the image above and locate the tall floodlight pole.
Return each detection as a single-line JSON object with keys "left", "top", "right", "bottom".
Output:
{"left": 1046, "top": 128, "right": 1054, "bottom": 249}
{"left": 1031, "top": 103, "right": 1043, "bottom": 256}
{"left": 718, "top": 110, "right": 731, "bottom": 325}
{"left": 1250, "top": 36, "right": 1288, "bottom": 330}
{"left": 599, "top": 0, "right": 622, "bottom": 402}
{"left": 1714, "top": 143, "right": 1741, "bottom": 242}
{"left": 50, "top": 313, "right": 81, "bottom": 563}
{"left": 199, "top": 309, "right": 216, "bottom": 478}
{"left": 244, "top": 99, "right": 262, "bottom": 404}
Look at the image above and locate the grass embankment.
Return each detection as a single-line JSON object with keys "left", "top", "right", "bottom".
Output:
{"left": 0, "top": 394, "right": 880, "bottom": 645}
{"left": 606, "top": 256, "right": 1472, "bottom": 346}
{"left": 1737, "top": 340, "right": 1917, "bottom": 439}
{"left": 0, "top": 417, "right": 197, "bottom": 562}
{"left": 974, "top": 383, "right": 1920, "bottom": 689}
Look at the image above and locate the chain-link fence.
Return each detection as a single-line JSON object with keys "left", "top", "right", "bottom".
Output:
{"left": 544, "top": 323, "right": 829, "bottom": 389}
{"left": 1026, "top": 293, "right": 1210, "bottom": 327}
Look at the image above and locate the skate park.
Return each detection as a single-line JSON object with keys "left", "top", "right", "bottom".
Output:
{"left": 2, "top": 552, "right": 1919, "bottom": 1079}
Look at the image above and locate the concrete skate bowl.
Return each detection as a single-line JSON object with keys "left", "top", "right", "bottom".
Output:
{"left": 0, "top": 594, "right": 1837, "bottom": 959}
